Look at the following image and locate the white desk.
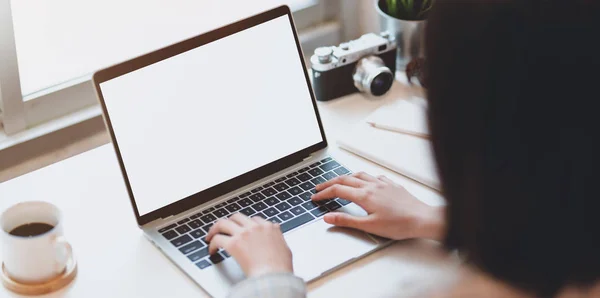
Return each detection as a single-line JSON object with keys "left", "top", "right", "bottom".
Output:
{"left": 0, "top": 81, "right": 459, "bottom": 298}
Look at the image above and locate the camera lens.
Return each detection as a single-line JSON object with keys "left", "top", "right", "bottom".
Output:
{"left": 352, "top": 56, "right": 394, "bottom": 96}
{"left": 370, "top": 72, "right": 394, "bottom": 96}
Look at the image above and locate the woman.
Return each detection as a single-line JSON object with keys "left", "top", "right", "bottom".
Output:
{"left": 206, "top": 1, "right": 600, "bottom": 297}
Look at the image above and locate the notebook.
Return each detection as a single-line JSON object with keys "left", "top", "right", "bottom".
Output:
{"left": 365, "top": 96, "right": 429, "bottom": 138}
{"left": 337, "top": 98, "right": 440, "bottom": 190}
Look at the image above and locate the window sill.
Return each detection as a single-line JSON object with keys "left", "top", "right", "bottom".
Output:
{"left": 0, "top": 19, "right": 341, "bottom": 176}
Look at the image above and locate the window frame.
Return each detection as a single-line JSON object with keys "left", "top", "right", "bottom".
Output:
{"left": 0, "top": 0, "right": 355, "bottom": 139}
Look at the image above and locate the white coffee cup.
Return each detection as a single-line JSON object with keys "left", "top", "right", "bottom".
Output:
{"left": 1, "top": 201, "right": 72, "bottom": 284}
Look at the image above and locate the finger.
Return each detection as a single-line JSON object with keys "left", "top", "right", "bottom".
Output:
{"left": 206, "top": 219, "right": 242, "bottom": 242}
{"left": 315, "top": 175, "right": 367, "bottom": 191}
{"left": 228, "top": 213, "right": 256, "bottom": 227}
{"left": 377, "top": 175, "right": 396, "bottom": 185}
{"left": 352, "top": 171, "right": 379, "bottom": 182}
{"left": 323, "top": 212, "right": 369, "bottom": 230}
{"left": 208, "top": 234, "right": 232, "bottom": 255}
{"left": 312, "top": 184, "right": 365, "bottom": 204}
{"left": 251, "top": 216, "right": 270, "bottom": 226}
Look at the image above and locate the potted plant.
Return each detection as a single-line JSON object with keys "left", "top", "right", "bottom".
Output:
{"left": 376, "top": 0, "right": 433, "bottom": 83}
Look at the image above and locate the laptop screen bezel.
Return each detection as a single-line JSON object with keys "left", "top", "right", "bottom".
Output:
{"left": 92, "top": 5, "right": 328, "bottom": 226}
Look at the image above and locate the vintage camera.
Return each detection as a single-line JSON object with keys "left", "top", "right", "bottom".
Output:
{"left": 311, "top": 32, "right": 397, "bottom": 101}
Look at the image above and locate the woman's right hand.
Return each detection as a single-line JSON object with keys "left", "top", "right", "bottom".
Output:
{"left": 311, "top": 172, "right": 445, "bottom": 241}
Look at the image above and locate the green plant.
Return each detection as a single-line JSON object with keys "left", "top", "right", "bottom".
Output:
{"left": 384, "top": 0, "right": 434, "bottom": 20}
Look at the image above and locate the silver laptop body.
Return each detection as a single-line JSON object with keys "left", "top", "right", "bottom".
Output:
{"left": 92, "top": 6, "right": 391, "bottom": 297}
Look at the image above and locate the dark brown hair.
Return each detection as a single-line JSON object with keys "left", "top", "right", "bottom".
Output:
{"left": 425, "top": 1, "right": 600, "bottom": 296}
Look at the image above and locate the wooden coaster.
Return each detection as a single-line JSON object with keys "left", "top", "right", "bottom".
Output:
{"left": 1, "top": 255, "right": 77, "bottom": 295}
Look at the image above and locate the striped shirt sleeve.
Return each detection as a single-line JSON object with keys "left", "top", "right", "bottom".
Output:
{"left": 228, "top": 273, "right": 306, "bottom": 298}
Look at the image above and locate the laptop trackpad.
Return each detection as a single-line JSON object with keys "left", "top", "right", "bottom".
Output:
{"left": 284, "top": 205, "right": 380, "bottom": 281}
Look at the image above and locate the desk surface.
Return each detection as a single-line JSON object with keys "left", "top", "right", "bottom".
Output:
{"left": 0, "top": 81, "right": 458, "bottom": 298}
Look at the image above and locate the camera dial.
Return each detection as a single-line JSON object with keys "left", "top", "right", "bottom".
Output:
{"left": 314, "top": 47, "right": 333, "bottom": 63}
{"left": 353, "top": 56, "right": 394, "bottom": 96}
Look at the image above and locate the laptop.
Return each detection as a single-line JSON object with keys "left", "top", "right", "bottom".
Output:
{"left": 92, "top": 6, "right": 391, "bottom": 297}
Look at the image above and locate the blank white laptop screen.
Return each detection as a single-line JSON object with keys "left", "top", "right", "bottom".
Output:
{"left": 99, "top": 15, "right": 322, "bottom": 216}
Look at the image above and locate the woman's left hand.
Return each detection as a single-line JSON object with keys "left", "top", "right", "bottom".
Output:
{"left": 206, "top": 213, "right": 293, "bottom": 277}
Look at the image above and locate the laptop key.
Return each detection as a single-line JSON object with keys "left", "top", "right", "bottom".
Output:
{"left": 238, "top": 198, "right": 253, "bottom": 207}
{"left": 264, "top": 197, "right": 280, "bottom": 206}
{"left": 215, "top": 202, "right": 227, "bottom": 208}
{"left": 261, "top": 187, "right": 277, "bottom": 197}
{"left": 336, "top": 198, "right": 352, "bottom": 206}
{"left": 263, "top": 181, "right": 275, "bottom": 187}
{"left": 249, "top": 193, "right": 266, "bottom": 202}
{"left": 227, "top": 197, "right": 240, "bottom": 204}
{"left": 221, "top": 251, "right": 230, "bottom": 258}
{"left": 202, "top": 223, "right": 214, "bottom": 232}
{"left": 179, "top": 240, "right": 203, "bottom": 255}
{"left": 334, "top": 167, "right": 350, "bottom": 176}
{"left": 310, "top": 176, "right": 326, "bottom": 186}
{"left": 299, "top": 192, "right": 312, "bottom": 201}
{"left": 276, "top": 192, "right": 292, "bottom": 200}
{"left": 263, "top": 207, "right": 279, "bottom": 217}
{"left": 325, "top": 201, "right": 342, "bottom": 211}
{"left": 286, "top": 172, "right": 298, "bottom": 178}
{"left": 275, "top": 177, "right": 286, "bottom": 183}
{"left": 298, "top": 167, "right": 310, "bottom": 173}
{"left": 310, "top": 206, "right": 329, "bottom": 217}
{"left": 278, "top": 211, "right": 294, "bottom": 221}
{"left": 213, "top": 208, "right": 229, "bottom": 218}
{"left": 315, "top": 198, "right": 332, "bottom": 206}
{"left": 320, "top": 157, "right": 333, "bottom": 163}
{"left": 308, "top": 168, "right": 324, "bottom": 176}
{"left": 189, "top": 248, "right": 209, "bottom": 262}
{"left": 202, "top": 207, "right": 215, "bottom": 214}
{"left": 290, "top": 206, "right": 305, "bottom": 216}
{"left": 158, "top": 224, "right": 177, "bottom": 233}
{"left": 176, "top": 225, "right": 191, "bottom": 234}
{"left": 240, "top": 207, "right": 255, "bottom": 216}
{"left": 287, "top": 197, "right": 303, "bottom": 206}
{"left": 322, "top": 171, "right": 337, "bottom": 180}
{"left": 273, "top": 183, "right": 289, "bottom": 192}
{"left": 240, "top": 191, "right": 252, "bottom": 198}
{"left": 188, "top": 219, "right": 203, "bottom": 229}
{"left": 210, "top": 253, "right": 225, "bottom": 264}
{"left": 288, "top": 186, "right": 303, "bottom": 196}
{"left": 171, "top": 234, "right": 192, "bottom": 247}
{"left": 251, "top": 186, "right": 263, "bottom": 193}
{"left": 190, "top": 229, "right": 205, "bottom": 239}
{"left": 200, "top": 214, "right": 217, "bottom": 224}
{"left": 284, "top": 177, "right": 301, "bottom": 187}
{"left": 275, "top": 201, "right": 291, "bottom": 211}
{"left": 162, "top": 230, "right": 178, "bottom": 240}
{"left": 268, "top": 217, "right": 282, "bottom": 224}
{"left": 280, "top": 213, "right": 315, "bottom": 233}
{"left": 299, "top": 182, "right": 315, "bottom": 191}
{"left": 302, "top": 201, "right": 318, "bottom": 210}
{"left": 225, "top": 203, "right": 241, "bottom": 213}
{"left": 296, "top": 173, "right": 312, "bottom": 182}
{"left": 310, "top": 161, "right": 321, "bottom": 167}
{"left": 195, "top": 260, "right": 211, "bottom": 269}
{"left": 320, "top": 161, "right": 341, "bottom": 172}
{"left": 177, "top": 218, "right": 190, "bottom": 225}
{"left": 252, "top": 202, "right": 268, "bottom": 211}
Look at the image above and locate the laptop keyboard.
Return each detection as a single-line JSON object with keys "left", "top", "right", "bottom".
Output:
{"left": 157, "top": 157, "right": 352, "bottom": 270}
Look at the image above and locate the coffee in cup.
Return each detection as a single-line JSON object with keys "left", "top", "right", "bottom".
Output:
{"left": 1, "top": 201, "right": 72, "bottom": 284}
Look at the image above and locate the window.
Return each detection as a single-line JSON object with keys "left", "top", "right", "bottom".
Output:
{"left": 0, "top": 0, "right": 358, "bottom": 144}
